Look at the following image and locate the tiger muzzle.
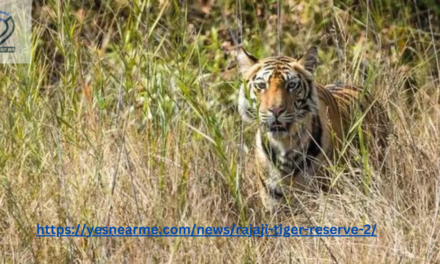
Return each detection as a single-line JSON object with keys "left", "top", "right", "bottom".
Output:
{"left": 268, "top": 121, "right": 289, "bottom": 132}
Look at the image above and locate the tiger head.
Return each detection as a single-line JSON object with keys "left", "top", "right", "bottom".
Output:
{"left": 236, "top": 47, "right": 319, "bottom": 139}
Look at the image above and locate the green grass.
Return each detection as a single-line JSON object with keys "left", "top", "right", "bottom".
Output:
{"left": 0, "top": 0, "right": 439, "bottom": 262}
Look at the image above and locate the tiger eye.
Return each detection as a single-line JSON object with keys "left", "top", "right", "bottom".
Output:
{"left": 287, "top": 80, "right": 300, "bottom": 91}
{"left": 255, "top": 82, "right": 267, "bottom": 90}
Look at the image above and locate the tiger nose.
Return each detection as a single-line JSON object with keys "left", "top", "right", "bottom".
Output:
{"left": 269, "top": 107, "right": 286, "bottom": 117}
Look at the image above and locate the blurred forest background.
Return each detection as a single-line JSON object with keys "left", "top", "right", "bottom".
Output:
{"left": 1, "top": 0, "right": 439, "bottom": 262}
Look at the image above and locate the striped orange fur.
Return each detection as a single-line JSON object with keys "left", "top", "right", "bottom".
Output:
{"left": 236, "top": 46, "right": 390, "bottom": 211}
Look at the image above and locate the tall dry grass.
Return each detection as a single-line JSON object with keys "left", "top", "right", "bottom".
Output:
{"left": 0, "top": 0, "right": 439, "bottom": 262}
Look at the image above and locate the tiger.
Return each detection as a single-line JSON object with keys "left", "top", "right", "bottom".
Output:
{"left": 236, "top": 46, "right": 390, "bottom": 211}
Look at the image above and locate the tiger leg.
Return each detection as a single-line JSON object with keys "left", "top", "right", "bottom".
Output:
{"left": 256, "top": 172, "right": 283, "bottom": 212}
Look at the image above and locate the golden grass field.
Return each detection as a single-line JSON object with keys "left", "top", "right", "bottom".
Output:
{"left": 1, "top": 0, "right": 440, "bottom": 262}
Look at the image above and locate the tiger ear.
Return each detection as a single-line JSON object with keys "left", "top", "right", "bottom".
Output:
{"left": 236, "top": 47, "right": 258, "bottom": 74}
{"left": 299, "top": 46, "right": 318, "bottom": 73}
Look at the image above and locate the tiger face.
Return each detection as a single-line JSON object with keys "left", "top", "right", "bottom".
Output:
{"left": 237, "top": 47, "right": 319, "bottom": 140}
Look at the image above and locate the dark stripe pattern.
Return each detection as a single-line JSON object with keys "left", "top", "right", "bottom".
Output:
{"left": 261, "top": 115, "right": 323, "bottom": 199}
